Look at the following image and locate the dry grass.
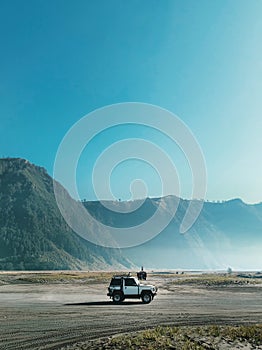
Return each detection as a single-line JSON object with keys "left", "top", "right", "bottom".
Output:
{"left": 0, "top": 271, "right": 261, "bottom": 287}
{"left": 0, "top": 271, "right": 126, "bottom": 284}
{"left": 103, "top": 324, "right": 262, "bottom": 349}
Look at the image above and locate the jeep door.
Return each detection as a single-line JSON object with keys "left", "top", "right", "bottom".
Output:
{"left": 124, "top": 278, "right": 139, "bottom": 295}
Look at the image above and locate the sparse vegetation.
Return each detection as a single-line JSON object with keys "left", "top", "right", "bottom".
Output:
{"left": 170, "top": 273, "right": 262, "bottom": 287}
{"left": 1, "top": 271, "right": 261, "bottom": 287}
{"left": 0, "top": 271, "right": 122, "bottom": 284}
{"left": 100, "top": 324, "right": 262, "bottom": 349}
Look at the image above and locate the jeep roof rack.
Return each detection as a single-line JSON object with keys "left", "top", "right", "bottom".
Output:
{"left": 112, "top": 272, "right": 132, "bottom": 278}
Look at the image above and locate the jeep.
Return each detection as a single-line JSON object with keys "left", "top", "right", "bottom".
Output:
{"left": 107, "top": 274, "right": 157, "bottom": 304}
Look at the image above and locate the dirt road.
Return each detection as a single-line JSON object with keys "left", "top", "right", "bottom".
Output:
{"left": 0, "top": 275, "right": 261, "bottom": 349}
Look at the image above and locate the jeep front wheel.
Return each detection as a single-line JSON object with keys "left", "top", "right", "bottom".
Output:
{"left": 141, "top": 292, "right": 152, "bottom": 304}
{"left": 112, "top": 292, "right": 123, "bottom": 303}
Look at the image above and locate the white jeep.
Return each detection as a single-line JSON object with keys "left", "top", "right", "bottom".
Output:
{"left": 107, "top": 274, "right": 157, "bottom": 304}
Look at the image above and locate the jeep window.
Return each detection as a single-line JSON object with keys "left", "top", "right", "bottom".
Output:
{"left": 125, "top": 278, "right": 137, "bottom": 286}
{"left": 110, "top": 278, "right": 121, "bottom": 286}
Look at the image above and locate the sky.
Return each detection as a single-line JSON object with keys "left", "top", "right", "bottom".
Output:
{"left": 1, "top": 0, "right": 262, "bottom": 203}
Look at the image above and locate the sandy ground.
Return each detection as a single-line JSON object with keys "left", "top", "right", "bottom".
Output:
{"left": 0, "top": 274, "right": 261, "bottom": 349}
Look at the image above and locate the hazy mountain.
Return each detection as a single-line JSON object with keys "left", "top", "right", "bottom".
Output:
{"left": 84, "top": 197, "right": 262, "bottom": 270}
{"left": 0, "top": 158, "right": 132, "bottom": 270}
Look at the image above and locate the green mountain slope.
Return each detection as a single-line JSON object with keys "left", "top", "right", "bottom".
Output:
{"left": 0, "top": 158, "right": 132, "bottom": 270}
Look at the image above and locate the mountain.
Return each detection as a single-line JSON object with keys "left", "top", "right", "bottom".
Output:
{"left": 83, "top": 197, "right": 262, "bottom": 270}
{"left": 0, "top": 158, "right": 132, "bottom": 270}
{"left": 1, "top": 157, "right": 261, "bottom": 271}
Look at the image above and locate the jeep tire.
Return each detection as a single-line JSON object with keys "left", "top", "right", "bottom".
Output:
{"left": 112, "top": 292, "right": 123, "bottom": 303}
{"left": 141, "top": 292, "right": 152, "bottom": 304}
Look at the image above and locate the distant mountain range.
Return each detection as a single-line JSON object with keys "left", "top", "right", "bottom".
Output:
{"left": 125, "top": 198, "right": 262, "bottom": 270}
{"left": 0, "top": 158, "right": 261, "bottom": 270}
{"left": 84, "top": 196, "right": 262, "bottom": 270}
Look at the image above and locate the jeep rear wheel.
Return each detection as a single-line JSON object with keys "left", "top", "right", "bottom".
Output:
{"left": 112, "top": 292, "right": 123, "bottom": 303}
{"left": 141, "top": 292, "right": 152, "bottom": 304}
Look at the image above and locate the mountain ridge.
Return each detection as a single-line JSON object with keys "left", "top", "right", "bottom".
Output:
{"left": 1, "top": 157, "right": 262, "bottom": 270}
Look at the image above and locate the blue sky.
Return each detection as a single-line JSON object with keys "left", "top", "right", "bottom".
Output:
{"left": 1, "top": 0, "right": 262, "bottom": 203}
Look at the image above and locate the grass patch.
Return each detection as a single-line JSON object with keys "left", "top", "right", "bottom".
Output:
{"left": 105, "top": 324, "right": 262, "bottom": 349}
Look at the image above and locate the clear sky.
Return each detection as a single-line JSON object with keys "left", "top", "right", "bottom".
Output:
{"left": 1, "top": 0, "right": 262, "bottom": 203}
